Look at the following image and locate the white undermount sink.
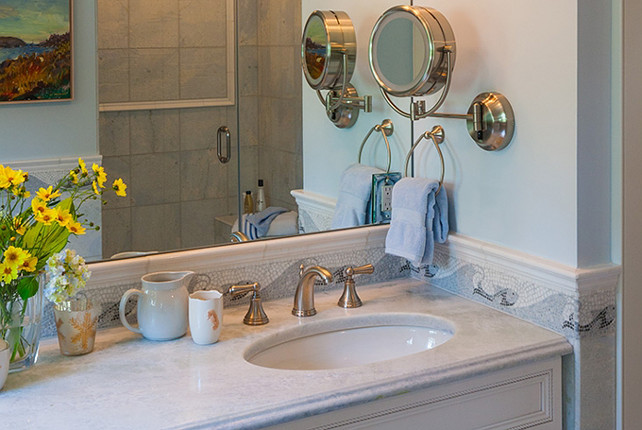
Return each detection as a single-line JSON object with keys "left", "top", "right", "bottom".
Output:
{"left": 244, "top": 313, "right": 455, "bottom": 370}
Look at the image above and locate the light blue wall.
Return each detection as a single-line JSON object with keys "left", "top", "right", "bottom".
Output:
{"left": 303, "top": 1, "right": 614, "bottom": 269}
{"left": 0, "top": 1, "right": 97, "bottom": 163}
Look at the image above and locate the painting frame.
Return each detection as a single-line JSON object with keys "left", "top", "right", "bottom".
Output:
{"left": 0, "top": 0, "right": 73, "bottom": 104}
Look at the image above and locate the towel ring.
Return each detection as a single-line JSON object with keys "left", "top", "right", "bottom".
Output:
{"left": 358, "top": 119, "right": 394, "bottom": 173}
{"left": 404, "top": 125, "right": 445, "bottom": 195}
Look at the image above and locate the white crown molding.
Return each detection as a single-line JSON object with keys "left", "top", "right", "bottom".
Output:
{"left": 87, "top": 224, "right": 389, "bottom": 287}
{"left": 5, "top": 155, "right": 102, "bottom": 172}
{"left": 436, "top": 234, "right": 620, "bottom": 296}
{"left": 87, "top": 222, "right": 619, "bottom": 297}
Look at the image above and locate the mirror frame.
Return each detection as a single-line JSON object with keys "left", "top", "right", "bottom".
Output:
{"left": 369, "top": 5, "right": 455, "bottom": 97}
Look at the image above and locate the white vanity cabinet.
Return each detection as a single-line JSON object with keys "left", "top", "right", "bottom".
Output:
{"left": 270, "top": 357, "right": 562, "bottom": 430}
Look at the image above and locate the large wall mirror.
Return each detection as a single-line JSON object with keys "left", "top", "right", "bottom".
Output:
{"left": 0, "top": 0, "right": 418, "bottom": 263}
{"left": 91, "top": 0, "right": 417, "bottom": 263}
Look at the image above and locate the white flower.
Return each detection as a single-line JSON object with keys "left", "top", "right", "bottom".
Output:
{"left": 44, "top": 249, "right": 92, "bottom": 305}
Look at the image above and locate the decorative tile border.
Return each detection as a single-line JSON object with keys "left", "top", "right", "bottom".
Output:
{"left": 40, "top": 226, "right": 406, "bottom": 337}
{"left": 407, "top": 234, "right": 619, "bottom": 339}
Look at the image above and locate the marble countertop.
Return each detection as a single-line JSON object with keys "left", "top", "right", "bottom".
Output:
{"left": 0, "top": 279, "right": 571, "bottom": 429}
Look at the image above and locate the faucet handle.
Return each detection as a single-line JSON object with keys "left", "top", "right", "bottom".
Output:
{"left": 346, "top": 264, "right": 374, "bottom": 277}
{"left": 227, "top": 282, "right": 269, "bottom": 326}
{"left": 338, "top": 264, "right": 375, "bottom": 309}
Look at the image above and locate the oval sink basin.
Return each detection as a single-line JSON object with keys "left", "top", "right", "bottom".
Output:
{"left": 244, "top": 313, "right": 454, "bottom": 370}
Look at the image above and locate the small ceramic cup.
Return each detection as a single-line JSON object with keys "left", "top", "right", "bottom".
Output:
{"left": 0, "top": 339, "right": 10, "bottom": 390}
{"left": 189, "top": 290, "right": 223, "bottom": 345}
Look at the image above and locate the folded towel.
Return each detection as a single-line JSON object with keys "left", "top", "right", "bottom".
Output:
{"left": 331, "top": 163, "right": 384, "bottom": 229}
{"left": 385, "top": 178, "right": 449, "bottom": 266}
{"left": 264, "top": 211, "right": 298, "bottom": 237}
{"left": 241, "top": 207, "right": 288, "bottom": 240}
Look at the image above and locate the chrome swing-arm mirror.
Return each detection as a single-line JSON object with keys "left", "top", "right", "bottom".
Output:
{"left": 302, "top": 10, "right": 372, "bottom": 128}
{"left": 369, "top": 5, "right": 515, "bottom": 151}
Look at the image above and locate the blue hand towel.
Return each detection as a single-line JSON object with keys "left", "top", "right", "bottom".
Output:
{"left": 242, "top": 207, "right": 288, "bottom": 240}
{"left": 385, "top": 177, "right": 449, "bottom": 266}
{"left": 331, "top": 163, "right": 384, "bottom": 229}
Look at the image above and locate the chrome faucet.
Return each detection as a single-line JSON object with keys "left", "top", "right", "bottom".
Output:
{"left": 292, "top": 264, "right": 333, "bottom": 317}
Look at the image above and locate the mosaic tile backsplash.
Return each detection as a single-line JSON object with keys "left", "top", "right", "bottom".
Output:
{"left": 40, "top": 243, "right": 406, "bottom": 338}
{"left": 409, "top": 246, "right": 617, "bottom": 340}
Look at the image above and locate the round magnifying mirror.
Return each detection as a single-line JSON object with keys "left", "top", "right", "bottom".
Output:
{"left": 302, "top": 10, "right": 356, "bottom": 90}
{"left": 369, "top": 6, "right": 455, "bottom": 97}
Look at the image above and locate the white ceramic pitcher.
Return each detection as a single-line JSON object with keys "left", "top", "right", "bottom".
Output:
{"left": 119, "top": 271, "right": 194, "bottom": 341}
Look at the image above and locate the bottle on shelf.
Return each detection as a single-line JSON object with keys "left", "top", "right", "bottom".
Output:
{"left": 256, "top": 179, "right": 266, "bottom": 212}
{"left": 243, "top": 190, "right": 254, "bottom": 214}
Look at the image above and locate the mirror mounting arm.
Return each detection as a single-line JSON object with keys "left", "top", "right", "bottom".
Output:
{"left": 314, "top": 53, "right": 373, "bottom": 128}
{"left": 379, "top": 50, "right": 515, "bottom": 151}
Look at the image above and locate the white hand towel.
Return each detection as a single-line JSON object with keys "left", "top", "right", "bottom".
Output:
{"left": 331, "top": 163, "right": 384, "bottom": 229}
{"left": 385, "top": 177, "right": 449, "bottom": 266}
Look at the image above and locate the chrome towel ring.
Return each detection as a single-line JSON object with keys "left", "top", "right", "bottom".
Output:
{"left": 358, "top": 119, "right": 394, "bottom": 173}
{"left": 404, "top": 125, "right": 445, "bottom": 196}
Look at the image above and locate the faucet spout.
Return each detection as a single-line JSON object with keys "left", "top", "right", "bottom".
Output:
{"left": 292, "top": 265, "right": 333, "bottom": 317}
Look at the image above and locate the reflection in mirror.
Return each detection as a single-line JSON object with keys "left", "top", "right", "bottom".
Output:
{"left": 369, "top": 6, "right": 455, "bottom": 97}
{"left": 374, "top": 17, "right": 427, "bottom": 89}
{"left": 302, "top": 14, "right": 329, "bottom": 86}
{"left": 96, "top": 0, "right": 303, "bottom": 261}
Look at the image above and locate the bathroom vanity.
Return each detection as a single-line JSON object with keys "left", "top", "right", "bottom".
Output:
{"left": 0, "top": 279, "right": 571, "bottom": 429}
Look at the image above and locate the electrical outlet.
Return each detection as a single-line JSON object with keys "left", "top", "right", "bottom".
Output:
{"left": 382, "top": 184, "right": 394, "bottom": 212}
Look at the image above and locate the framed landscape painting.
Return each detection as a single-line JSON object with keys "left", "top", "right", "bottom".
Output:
{"left": 0, "top": 0, "right": 72, "bottom": 103}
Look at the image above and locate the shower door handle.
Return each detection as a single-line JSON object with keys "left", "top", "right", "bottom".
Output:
{"left": 217, "top": 126, "right": 231, "bottom": 164}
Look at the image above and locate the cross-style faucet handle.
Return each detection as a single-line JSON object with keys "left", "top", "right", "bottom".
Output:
{"left": 339, "top": 264, "right": 375, "bottom": 308}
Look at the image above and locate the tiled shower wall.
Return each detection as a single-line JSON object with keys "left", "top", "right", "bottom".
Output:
{"left": 97, "top": 0, "right": 302, "bottom": 258}
{"left": 256, "top": 0, "right": 303, "bottom": 210}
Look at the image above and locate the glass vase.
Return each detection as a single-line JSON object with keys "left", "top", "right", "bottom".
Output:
{"left": 0, "top": 281, "right": 43, "bottom": 373}
{"left": 53, "top": 295, "right": 97, "bottom": 356}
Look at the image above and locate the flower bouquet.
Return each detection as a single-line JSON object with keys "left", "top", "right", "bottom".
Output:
{"left": 0, "top": 159, "right": 126, "bottom": 370}
{"left": 45, "top": 249, "right": 98, "bottom": 356}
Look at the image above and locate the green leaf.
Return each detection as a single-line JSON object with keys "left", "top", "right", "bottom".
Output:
{"left": 17, "top": 276, "right": 39, "bottom": 301}
{"left": 22, "top": 197, "right": 72, "bottom": 269}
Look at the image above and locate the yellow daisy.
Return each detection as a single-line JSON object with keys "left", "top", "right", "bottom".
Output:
{"left": 36, "top": 186, "right": 61, "bottom": 202}
{"left": 1, "top": 166, "right": 27, "bottom": 187}
{"left": 0, "top": 165, "right": 10, "bottom": 189}
{"left": 35, "top": 208, "right": 57, "bottom": 225}
{"left": 78, "top": 157, "right": 88, "bottom": 176}
{"left": 0, "top": 262, "right": 18, "bottom": 283}
{"left": 67, "top": 221, "right": 86, "bottom": 235}
{"left": 19, "top": 256, "right": 38, "bottom": 273}
{"left": 54, "top": 208, "right": 73, "bottom": 227}
{"left": 69, "top": 169, "right": 79, "bottom": 184}
{"left": 31, "top": 198, "right": 48, "bottom": 216}
{"left": 13, "top": 217, "right": 27, "bottom": 235}
{"left": 113, "top": 178, "right": 127, "bottom": 197}
{"left": 92, "top": 164, "right": 107, "bottom": 188}
{"left": 3, "top": 246, "right": 29, "bottom": 270}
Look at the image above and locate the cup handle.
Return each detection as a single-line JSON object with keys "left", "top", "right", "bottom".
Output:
{"left": 119, "top": 289, "right": 142, "bottom": 334}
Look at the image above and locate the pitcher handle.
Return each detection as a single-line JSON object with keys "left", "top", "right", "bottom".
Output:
{"left": 119, "top": 288, "right": 142, "bottom": 334}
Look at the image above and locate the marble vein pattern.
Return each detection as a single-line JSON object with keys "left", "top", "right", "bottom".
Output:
{"left": 0, "top": 279, "right": 570, "bottom": 430}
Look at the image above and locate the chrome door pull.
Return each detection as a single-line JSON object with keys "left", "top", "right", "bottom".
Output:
{"left": 217, "top": 126, "right": 231, "bottom": 164}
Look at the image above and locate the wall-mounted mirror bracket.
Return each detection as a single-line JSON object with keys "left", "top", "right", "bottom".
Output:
{"left": 410, "top": 91, "right": 515, "bottom": 151}
{"left": 312, "top": 53, "right": 372, "bottom": 129}
{"left": 370, "top": 6, "right": 515, "bottom": 151}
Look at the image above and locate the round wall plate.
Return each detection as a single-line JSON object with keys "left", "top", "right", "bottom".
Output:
{"left": 466, "top": 92, "right": 515, "bottom": 151}
{"left": 326, "top": 84, "right": 359, "bottom": 128}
